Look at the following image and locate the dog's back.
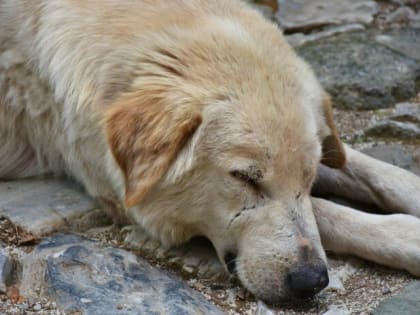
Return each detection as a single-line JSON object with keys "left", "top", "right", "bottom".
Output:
{"left": 0, "top": 0, "right": 292, "bottom": 196}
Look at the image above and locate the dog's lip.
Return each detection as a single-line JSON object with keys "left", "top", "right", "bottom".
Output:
{"left": 223, "top": 251, "right": 238, "bottom": 274}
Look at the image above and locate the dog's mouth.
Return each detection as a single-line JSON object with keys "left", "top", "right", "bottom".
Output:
{"left": 223, "top": 251, "right": 237, "bottom": 274}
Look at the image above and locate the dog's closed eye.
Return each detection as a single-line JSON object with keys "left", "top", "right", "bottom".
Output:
{"left": 230, "top": 170, "right": 258, "bottom": 188}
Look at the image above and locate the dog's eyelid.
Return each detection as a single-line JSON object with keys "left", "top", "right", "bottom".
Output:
{"left": 230, "top": 169, "right": 260, "bottom": 183}
{"left": 230, "top": 169, "right": 264, "bottom": 193}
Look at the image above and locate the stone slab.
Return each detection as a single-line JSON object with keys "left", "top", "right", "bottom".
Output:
{"left": 20, "top": 234, "right": 223, "bottom": 315}
{"left": 297, "top": 32, "right": 420, "bottom": 109}
{"left": 365, "top": 121, "right": 420, "bottom": 140}
{"left": 0, "top": 247, "right": 12, "bottom": 293}
{"left": 391, "top": 102, "right": 420, "bottom": 124}
{"left": 0, "top": 179, "right": 97, "bottom": 236}
{"left": 375, "top": 28, "right": 420, "bottom": 62}
{"left": 286, "top": 23, "right": 365, "bottom": 48}
{"left": 276, "top": 0, "right": 378, "bottom": 31}
{"left": 373, "top": 281, "right": 420, "bottom": 315}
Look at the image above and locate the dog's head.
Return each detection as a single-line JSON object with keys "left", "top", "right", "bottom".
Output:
{"left": 104, "top": 12, "right": 345, "bottom": 304}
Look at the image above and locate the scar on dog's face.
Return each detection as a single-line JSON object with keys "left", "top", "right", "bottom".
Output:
{"left": 105, "top": 28, "right": 345, "bottom": 303}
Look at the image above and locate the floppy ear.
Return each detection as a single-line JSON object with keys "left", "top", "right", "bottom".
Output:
{"left": 320, "top": 94, "right": 346, "bottom": 169}
{"left": 105, "top": 90, "right": 202, "bottom": 208}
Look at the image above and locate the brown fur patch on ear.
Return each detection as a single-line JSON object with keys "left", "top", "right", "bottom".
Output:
{"left": 105, "top": 90, "right": 202, "bottom": 208}
{"left": 321, "top": 95, "right": 346, "bottom": 169}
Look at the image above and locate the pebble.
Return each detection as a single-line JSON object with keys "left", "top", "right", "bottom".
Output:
{"left": 323, "top": 304, "right": 350, "bottom": 315}
{"left": 33, "top": 303, "right": 42, "bottom": 311}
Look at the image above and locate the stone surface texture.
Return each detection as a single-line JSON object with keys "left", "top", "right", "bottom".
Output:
{"left": 373, "top": 281, "right": 420, "bottom": 315}
{"left": 20, "top": 234, "right": 223, "bottom": 315}
{"left": 365, "top": 120, "right": 420, "bottom": 140}
{"left": 298, "top": 31, "right": 420, "bottom": 110}
{"left": 323, "top": 304, "right": 351, "bottom": 315}
{"left": 365, "top": 102, "right": 420, "bottom": 141}
{"left": 286, "top": 24, "right": 365, "bottom": 47}
{"left": 375, "top": 28, "right": 420, "bottom": 62}
{"left": 0, "top": 179, "right": 101, "bottom": 236}
{"left": 275, "top": 0, "right": 379, "bottom": 30}
{"left": 0, "top": 247, "right": 12, "bottom": 293}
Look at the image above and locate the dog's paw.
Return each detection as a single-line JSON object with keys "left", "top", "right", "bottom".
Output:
{"left": 121, "top": 225, "right": 151, "bottom": 249}
{"left": 121, "top": 224, "right": 165, "bottom": 253}
{"left": 377, "top": 214, "right": 420, "bottom": 277}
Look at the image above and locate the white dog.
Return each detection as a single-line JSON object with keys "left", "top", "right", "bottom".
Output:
{"left": 1, "top": 0, "right": 419, "bottom": 303}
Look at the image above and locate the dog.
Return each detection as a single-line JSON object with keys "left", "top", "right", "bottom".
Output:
{"left": 1, "top": 0, "right": 420, "bottom": 304}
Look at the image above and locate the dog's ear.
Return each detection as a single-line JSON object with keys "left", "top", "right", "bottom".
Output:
{"left": 105, "top": 90, "right": 202, "bottom": 208}
{"left": 320, "top": 94, "right": 346, "bottom": 169}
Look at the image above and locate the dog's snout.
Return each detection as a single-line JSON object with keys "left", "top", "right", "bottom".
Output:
{"left": 223, "top": 251, "right": 237, "bottom": 274}
{"left": 287, "top": 265, "right": 329, "bottom": 298}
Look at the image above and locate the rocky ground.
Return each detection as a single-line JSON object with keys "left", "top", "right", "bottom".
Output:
{"left": 1, "top": 0, "right": 420, "bottom": 314}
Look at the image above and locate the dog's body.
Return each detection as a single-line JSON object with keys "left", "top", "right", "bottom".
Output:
{"left": 1, "top": 0, "right": 420, "bottom": 304}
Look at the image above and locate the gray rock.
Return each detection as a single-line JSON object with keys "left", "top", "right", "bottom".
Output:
{"left": 20, "top": 234, "right": 223, "bottom": 315}
{"left": 375, "top": 28, "right": 420, "bottom": 62}
{"left": 326, "top": 260, "right": 358, "bottom": 292}
{"left": 384, "top": 6, "right": 415, "bottom": 25}
{"left": 286, "top": 24, "right": 365, "bottom": 48}
{"left": 373, "top": 281, "right": 420, "bottom": 315}
{"left": 410, "top": 13, "right": 420, "bottom": 28}
{"left": 298, "top": 32, "right": 420, "bottom": 109}
{"left": 362, "top": 145, "right": 420, "bottom": 176}
{"left": 365, "top": 121, "right": 420, "bottom": 140}
{"left": 391, "top": 102, "right": 420, "bottom": 124}
{"left": 0, "top": 247, "right": 13, "bottom": 293}
{"left": 0, "top": 179, "right": 104, "bottom": 236}
{"left": 323, "top": 305, "right": 350, "bottom": 315}
{"left": 275, "top": 0, "right": 378, "bottom": 31}
{"left": 256, "top": 301, "right": 276, "bottom": 315}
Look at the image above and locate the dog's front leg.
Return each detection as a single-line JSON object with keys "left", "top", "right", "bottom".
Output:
{"left": 312, "top": 197, "right": 420, "bottom": 276}
{"left": 313, "top": 145, "right": 420, "bottom": 217}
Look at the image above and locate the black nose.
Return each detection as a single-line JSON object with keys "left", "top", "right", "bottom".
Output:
{"left": 223, "top": 252, "right": 237, "bottom": 274}
{"left": 287, "top": 265, "right": 329, "bottom": 298}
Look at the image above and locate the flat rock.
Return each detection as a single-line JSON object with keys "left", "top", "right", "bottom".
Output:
{"left": 286, "top": 24, "right": 365, "bottom": 48}
{"left": 0, "top": 247, "right": 12, "bottom": 293}
{"left": 323, "top": 304, "right": 350, "bottom": 315}
{"left": 375, "top": 28, "right": 420, "bottom": 62}
{"left": 275, "top": 0, "right": 378, "bottom": 31}
{"left": 298, "top": 32, "right": 420, "bottom": 109}
{"left": 362, "top": 145, "right": 420, "bottom": 176}
{"left": 0, "top": 179, "right": 103, "bottom": 236}
{"left": 256, "top": 301, "right": 276, "bottom": 315}
{"left": 20, "top": 234, "right": 223, "bottom": 315}
{"left": 373, "top": 281, "right": 420, "bottom": 315}
{"left": 365, "top": 121, "right": 420, "bottom": 140}
{"left": 391, "top": 102, "right": 420, "bottom": 124}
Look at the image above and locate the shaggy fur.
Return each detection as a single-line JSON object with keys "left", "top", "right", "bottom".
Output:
{"left": 1, "top": 0, "right": 420, "bottom": 303}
